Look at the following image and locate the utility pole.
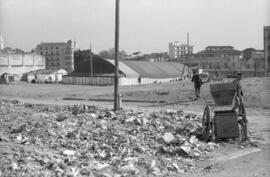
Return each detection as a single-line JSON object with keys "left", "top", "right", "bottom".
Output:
{"left": 114, "top": 0, "right": 120, "bottom": 111}
{"left": 90, "top": 43, "right": 93, "bottom": 77}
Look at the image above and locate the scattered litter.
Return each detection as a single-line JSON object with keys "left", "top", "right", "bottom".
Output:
{"left": 0, "top": 99, "right": 226, "bottom": 176}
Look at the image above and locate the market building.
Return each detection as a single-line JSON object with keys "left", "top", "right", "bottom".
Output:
{"left": 63, "top": 58, "right": 189, "bottom": 86}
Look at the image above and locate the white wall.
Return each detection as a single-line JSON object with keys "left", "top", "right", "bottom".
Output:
{"left": 63, "top": 76, "right": 114, "bottom": 86}
{"left": 0, "top": 53, "right": 45, "bottom": 77}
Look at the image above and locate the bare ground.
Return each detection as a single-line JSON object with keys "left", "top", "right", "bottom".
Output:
{"left": 0, "top": 77, "right": 270, "bottom": 176}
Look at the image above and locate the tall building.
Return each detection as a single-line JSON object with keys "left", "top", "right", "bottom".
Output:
{"left": 168, "top": 41, "right": 193, "bottom": 59}
{"left": 264, "top": 26, "right": 270, "bottom": 76}
{"left": 36, "top": 40, "right": 74, "bottom": 73}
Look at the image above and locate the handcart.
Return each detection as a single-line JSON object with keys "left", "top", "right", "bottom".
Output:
{"left": 201, "top": 82, "right": 248, "bottom": 142}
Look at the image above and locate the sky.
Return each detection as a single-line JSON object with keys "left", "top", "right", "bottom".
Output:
{"left": 0, "top": 0, "right": 269, "bottom": 54}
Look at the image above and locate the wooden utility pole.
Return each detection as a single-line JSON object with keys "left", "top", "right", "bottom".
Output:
{"left": 90, "top": 44, "right": 93, "bottom": 77}
{"left": 114, "top": 0, "right": 120, "bottom": 111}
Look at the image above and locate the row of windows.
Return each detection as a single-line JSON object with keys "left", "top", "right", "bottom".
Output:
{"left": 41, "top": 51, "right": 60, "bottom": 55}
{"left": 46, "top": 57, "right": 60, "bottom": 61}
{"left": 47, "top": 62, "right": 61, "bottom": 66}
{"left": 176, "top": 51, "right": 192, "bottom": 54}
{"left": 176, "top": 47, "right": 192, "bottom": 50}
{"left": 64, "top": 50, "right": 72, "bottom": 54}
{"left": 200, "top": 62, "right": 231, "bottom": 69}
{"left": 40, "top": 46, "right": 59, "bottom": 50}
{"left": 206, "top": 47, "right": 232, "bottom": 51}
{"left": 65, "top": 61, "right": 72, "bottom": 65}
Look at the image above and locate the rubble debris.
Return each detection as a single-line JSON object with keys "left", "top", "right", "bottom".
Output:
{"left": 0, "top": 99, "right": 223, "bottom": 176}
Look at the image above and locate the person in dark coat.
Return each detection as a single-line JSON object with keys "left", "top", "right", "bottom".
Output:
{"left": 232, "top": 72, "right": 243, "bottom": 112}
{"left": 191, "top": 70, "right": 203, "bottom": 100}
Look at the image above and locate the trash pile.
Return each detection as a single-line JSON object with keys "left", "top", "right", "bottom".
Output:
{"left": 0, "top": 99, "right": 219, "bottom": 177}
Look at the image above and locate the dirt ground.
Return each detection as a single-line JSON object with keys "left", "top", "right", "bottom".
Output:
{"left": 0, "top": 77, "right": 270, "bottom": 177}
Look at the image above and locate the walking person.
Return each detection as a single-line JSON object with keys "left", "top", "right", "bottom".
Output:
{"left": 232, "top": 72, "right": 244, "bottom": 112}
{"left": 191, "top": 70, "right": 203, "bottom": 100}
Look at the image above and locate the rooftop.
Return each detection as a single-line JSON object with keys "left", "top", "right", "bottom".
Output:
{"left": 206, "top": 46, "right": 234, "bottom": 48}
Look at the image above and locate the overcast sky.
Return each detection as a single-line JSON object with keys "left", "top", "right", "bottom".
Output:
{"left": 0, "top": 0, "right": 269, "bottom": 54}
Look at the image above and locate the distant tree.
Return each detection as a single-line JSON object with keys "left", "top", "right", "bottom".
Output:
{"left": 99, "top": 48, "right": 128, "bottom": 59}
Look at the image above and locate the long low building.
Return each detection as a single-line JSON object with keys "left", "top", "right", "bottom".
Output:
{"left": 63, "top": 58, "right": 189, "bottom": 86}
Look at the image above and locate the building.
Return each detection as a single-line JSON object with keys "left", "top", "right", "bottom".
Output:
{"left": 169, "top": 41, "right": 193, "bottom": 59}
{"left": 242, "top": 48, "right": 264, "bottom": 60}
{"left": 63, "top": 58, "right": 190, "bottom": 86}
{"left": 24, "top": 69, "right": 67, "bottom": 83}
{"left": 36, "top": 40, "right": 74, "bottom": 73}
{"left": 264, "top": 26, "right": 270, "bottom": 76}
{"left": 195, "top": 46, "right": 241, "bottom": 58}
{"left": 143, "top": 52, "right": 169, "bottom": 62}
{"left": 0, "top": 51, "right": 45, "bottom": 80}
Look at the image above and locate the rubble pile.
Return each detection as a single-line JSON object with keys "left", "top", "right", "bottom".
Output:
{"left": 0, "top": 99, "right": 219, "bottom": 176}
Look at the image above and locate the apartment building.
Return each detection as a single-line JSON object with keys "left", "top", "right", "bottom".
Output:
{"left": 36, "top": 40, "right": 74, "bottom": 73}
{"left": 195, "top": 46, "right": 241, "bottom": 58}
{"left": 169, "top": 41, "right": 193, "bottom": 59}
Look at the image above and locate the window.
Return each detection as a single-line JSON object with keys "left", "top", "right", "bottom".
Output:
{"left": 51, "top": 46, "right": 53, "bottom": 50}
{"left": 40, "top": 47, "right": 43, "bottom": 50}
{"left": 51, "top": 51, "right": 53, "bottom": 55}
{"left": 40, "top": 52, "right": 43, "bottom": 55}
{"left": 45, "top": 47, "right": 48, "bottom": 50}
{"left": 56, "top": 47, "right": 59, "bottom": 50}
{"left": 216, "top": 63, "right": 220, "bottom": 69}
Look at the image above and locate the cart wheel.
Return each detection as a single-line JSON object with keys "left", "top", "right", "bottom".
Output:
{"left": 239, "top": 102, "right": 248, "bottom": 141}
{"left": 202, "top": 105, "right": 211, "bottom": 142}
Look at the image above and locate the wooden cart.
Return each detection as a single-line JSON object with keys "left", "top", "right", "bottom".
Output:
{"left": 201, "top": 82, "right": 248, "bottom": 142}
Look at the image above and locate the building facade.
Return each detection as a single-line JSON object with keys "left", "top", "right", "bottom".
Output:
{"left": 195, "top": 46, "right": 241, "bottom": 58}
{"left": 242, "top": 48, "right": 264, "bottom": 60}
{"left": 264, "top": 26, "right": 270, "bottom": 76}
{"left": 0, "top": 51, "right": 45, "bottom": 79}
{"left": 169, "top": 41, "right": 193, "bottom": 59}
{"left": 36, "top": 40, "right": 74, "bottom": 73}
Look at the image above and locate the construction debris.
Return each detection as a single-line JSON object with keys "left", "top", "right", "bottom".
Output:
{"left": 0, "top": 99, "right": 219, "bottom": 176}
